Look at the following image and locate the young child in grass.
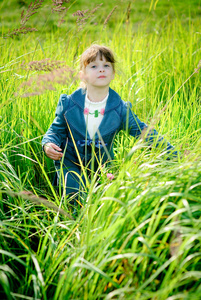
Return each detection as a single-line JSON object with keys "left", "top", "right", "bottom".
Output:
{"left": 42, "top": 44, "right": 178, "bottom": 199}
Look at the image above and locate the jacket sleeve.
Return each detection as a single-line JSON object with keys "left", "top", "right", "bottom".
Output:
{"left": 121, "top": 101, "right": 148, "bottom": 138}
{"left": 121, "top": 101, "right": 178, "bottom": 157}
{"left": 42, "top": 94, "right": 69, "bottom": 148}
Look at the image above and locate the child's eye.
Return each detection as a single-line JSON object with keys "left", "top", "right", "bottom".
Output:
{"left": 91, "top": 65, "right": 96, "bottom": 68}
{"left": 104, "top": 64, "right": 110, "bottom": 67}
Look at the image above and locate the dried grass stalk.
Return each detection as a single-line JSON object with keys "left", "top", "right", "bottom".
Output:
{"left": 52, "top": 0, "right": 71, "bottom": 12}
{"left": 17, "top": 66, "right": 76, "bottom": 97}
{"left": 6, "top": 190, "right": 73, "bottom": 219}
{"left": 5, "top": 0, "right": 44, "bottom": 38}
{"left": 103, "top": 6, "right": 117, "bottom": 27}
{"left": 21, "top": 59, "right": 65, "bottom": 72}
{"left": 21, "top": 0, "right": 45, "bottom": 26}
{"left": 72, "top": 4, "right": 102, "bottom": 30}
{"left": 52, "top": 0, "right": 71, "bottom": 26}
{"left": 5, "top": 27, "right": 38, "bottom": 38}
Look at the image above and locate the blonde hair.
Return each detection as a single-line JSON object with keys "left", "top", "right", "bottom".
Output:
{"left": 80, "top": 44, "right": 116, "bottom": 71}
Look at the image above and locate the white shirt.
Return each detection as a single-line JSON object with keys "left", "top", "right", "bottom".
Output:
{"left": 84, "top": 93, "right": 108, "bottom": 139}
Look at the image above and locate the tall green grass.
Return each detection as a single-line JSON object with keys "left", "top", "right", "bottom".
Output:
{"left": 0, "top": 4, "right": 201, "bottom": 299}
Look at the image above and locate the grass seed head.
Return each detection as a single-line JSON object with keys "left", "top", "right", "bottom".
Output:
{"left": 21, "top": 59, "right": 66, "bottom": 72}
{"left": 72, "top": 4, "right": 102, "bottom": 29}
{"left": 194, "top": 60, "right": 201, "bottom": 73}
{"left": 18, "top": 66, "right": 75, "bottom": 97}
{"left": 103, "top": 5, "right": 117, "bottom": 27}
{"left": 21, "top": 0, "right": 45, "bottom": 26}
{"left": 5, "top": 27, "right": 38, "bottom": 38}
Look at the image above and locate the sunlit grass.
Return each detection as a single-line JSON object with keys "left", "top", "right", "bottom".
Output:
{"left": 0, "top": 4, "right": 201, "bottom": 299}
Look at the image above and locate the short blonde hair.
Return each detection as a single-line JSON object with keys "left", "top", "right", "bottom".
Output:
{"left": 80, "top": 44, "right": 116, "bottom": 71}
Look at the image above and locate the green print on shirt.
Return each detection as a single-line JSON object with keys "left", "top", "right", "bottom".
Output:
{"left": 89, "top": 110, "right": 99, "bottom": 118}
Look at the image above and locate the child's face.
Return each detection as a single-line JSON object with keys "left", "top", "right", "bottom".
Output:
{"left": 79, "top": 54, "right": 115, "bottom": 89}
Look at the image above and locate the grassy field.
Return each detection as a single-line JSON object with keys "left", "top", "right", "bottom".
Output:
{"left": 0, "top": 0, "right": 201, "bottom": 299}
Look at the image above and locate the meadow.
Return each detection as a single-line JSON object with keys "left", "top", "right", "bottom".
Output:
{"left": 0, "top": 0, "right": 201, "bottom": 299}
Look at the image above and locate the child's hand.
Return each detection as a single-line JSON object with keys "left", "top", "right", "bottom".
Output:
{"left": 44, "top": 143, "right": 63, "bottom": 161}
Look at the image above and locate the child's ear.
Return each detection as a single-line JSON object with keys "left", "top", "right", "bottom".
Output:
{"left": 79, "top": 70, "right": 85, "bottom": 81}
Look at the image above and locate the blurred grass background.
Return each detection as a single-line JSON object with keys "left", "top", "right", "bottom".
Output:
{"left": 1, "top": 0, "right": 201, "bottom": 35}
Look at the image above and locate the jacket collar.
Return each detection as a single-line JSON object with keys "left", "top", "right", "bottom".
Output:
{"left": 71, "top": 87, "right": 121, "bottom": 111}
{"left": 67, "top": 87, "right": 121, "bottom": 139}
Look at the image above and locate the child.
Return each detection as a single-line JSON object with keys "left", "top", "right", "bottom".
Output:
{"left": 42, "top": 44, "right": 177, "bottom": 198}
